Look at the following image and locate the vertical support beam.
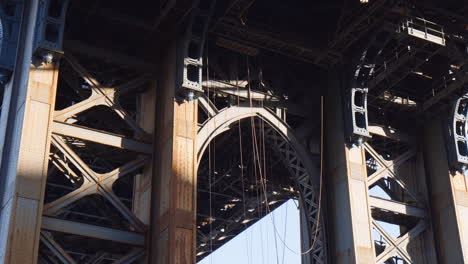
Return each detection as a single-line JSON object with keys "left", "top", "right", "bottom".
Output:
{"left": 423, "top": 118, "right": 468, "bottom": 263}
{"left": 133, "top": 82, "right": 156, "bottom": 225}
{"left": 149, "top": 33, "right": 198, "bottom": 264}
{"left": 400, "top": 151, "right": 438, "bottom": 263}
{"left": 0, "top": 62, "right": 59, "bottom": 263}
{"left": 133, "top": 82, "right": 156, "bottom": 263}
{"left": 0, "top": 1, "right": 60, "bottom": 263}
{"left": 324, "top": 72, "right": 375, "bottom": 263}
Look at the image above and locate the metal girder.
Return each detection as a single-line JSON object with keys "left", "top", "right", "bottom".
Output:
{"left": 365, "top": 144, "right": 418, "bottom": 202}
{"left": 198, "top": 93, "right": 219, "bottom": 118}
{"left": 368, "top": 47, "right": 414, "bottom": 90}
{"left": 63, "top": 40, "right": 156, "bottom": 71}
{"left": 50, "top": 135, "right": 147, "bottom": 232}
{"left": 197, "top": 102, "right": 326, "bottom": 263}
{"left": 84, "top": 252, "right": 108, "bottom": 264}
{"left": 197, "top": 192, "right": 293, "bottom": 259}
{"left": 364, "top": 137, "right": 434, "bottom": 263}
{"left": 149, "top": 32, "right": 200, "bottom": 262}
{"left": 368, "top": 125, "right": 413, "bottom": 143}
{"left": 366, "top": 147, "right": 415, "bottom": 186}
{"left": 374, "top": 220, "right": 427, "bottom": 263}
{"left": 44, "top": 157, "right": 146, "bottom": 215}
{"left": 327, "top": 74, "right": 436, "bottom": 263}
{"left": 421, "top": 63, "right": 468, "bottom": 112}
{"left": 316, "top": 0, "right": 389, "bottom": 65}
{"left": 40, "top": 231, "right": 76, "bottom": 264}
{"left": 202, "top": 80, "right": 280, "bottom": 101}
{"left": 45, "top": 147, "right": 146, "bottom": 214}
{"left": 370, "top": 44, "right": 444, "bottom": 103}
{"left": 180, "top": 1, "right": 216, "bottom": 93}
{"left": 57, "top": 54, "right": 150, "bottom": 139}
{"left": 112, "top": 248, "right": 145, "bottom": 264}
{"left": 424, "top": 117, "right": 468, "bottom": 263}
{"left": 265, "top": 126, "right": 327, "bottom": 263}
{"left": 52, "top": 121, "right": 152, "bottom": 154}
{"left": 49, "top": 153, "right": 82, "bottom": 187}
{"left": 41, "top": 217, "right": 145, "bottom": 246}
{"left": 369, "top": 196, "right": 425, "bottom": 218}
{"left": 214, "top": 21, "right": 334, "bottom": 68}
{"left": 0, "top": 1, "right": 64, "bottom": 259}
{"left": 198, "top": 106, "right": 320, "bottom": 163}
{"left": 325, "top": 85, "right": 376, "bottom": 263}
{"left": 366, "top": 30, "right": 442, "bottom": 94}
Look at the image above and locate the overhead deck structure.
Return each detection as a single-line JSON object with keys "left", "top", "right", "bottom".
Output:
{"left": 0, "top": 0, "right": 467, "bottom": 263}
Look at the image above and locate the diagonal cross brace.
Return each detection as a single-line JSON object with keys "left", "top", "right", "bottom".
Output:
{"left": 365, "top": 143, "right": 422, "bottom": 205}
{"left": 374, "top": 220, "right": 427, "bottom": 264}
{"left": 55, "top": 54, "right": 150, "bottom": 140}
{"left": 44, "top": 157, "right": 146, "bottom": 216}
{"left": 40, "top": 231, "right": 76, "bottom": 264}
{"left": 49, "top": 135, "right": 147, "bottom": 232}
{"left": 52, "top": 121, "right": 152, "bottom": 154}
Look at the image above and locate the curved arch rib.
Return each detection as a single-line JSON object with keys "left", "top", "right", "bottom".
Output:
{"left": 197, "top": 105, "right": 327, "bottom": 263}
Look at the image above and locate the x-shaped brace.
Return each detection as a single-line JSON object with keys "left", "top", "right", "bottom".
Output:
{"left": 374, "top": 220, "right": 426, "bottom": 264}
{"left": 45, "top": 135, "right": 147, "bottom": 232}
{"left": 54, "top": 54, "right": 150, "bottom": 140}
{"left": 364, "top": 143, "right": 421, "bottom": 204}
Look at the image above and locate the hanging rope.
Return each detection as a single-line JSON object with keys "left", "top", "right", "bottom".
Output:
{"left": 205, "top": 50, "right": 214, "bottom": 264}
{"left": 281, "top": 200, "right": 288, "bottom": 264}
{"left": 236, "top": 55, "right": 252, "bottom": 264}
{"left": 243, "top": 55, "right": 325, "bottom": 256}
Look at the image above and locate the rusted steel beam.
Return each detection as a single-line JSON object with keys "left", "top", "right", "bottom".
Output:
{"left": 59, "top": 55, "right": 149, "bottom": 139}
{"left": 369, "top": 196, "right": 425, "bottom": 218}
{"left": 51, "top": 135, "right": 146, "bottom": 232}
{"left": 324, "top": 74, "right": 376, "bottom": 263}
{"left": 423, "top": 118, "right": 468, "bottom": 263}
{"left": 373, "top": 220, "right": 427, "bottom": 263}
{"left": 368, "top": 124, "right": 414, "bottom": 143}
{"left": 41, "top": 216, "right": 145, "bottom": 246}
{"left": 39, "top": 232, "right": 76, "bottom": 264}
{"left": 149, "top": 35, "right": 198, "bottom": 264}
{"left": 0, "top": 37, "right": 61, "bottom": 264}
{"left": 421, "top": 66, "right": 468, "bottom": 112}
{"left": 64, "top": 40, "right": 156, "bottom": 71}
{"left": 52, "top": 121, "right": 152, "bottom": 154}
{"left": 112, "top": 248, "right": 145, "bottom": 264}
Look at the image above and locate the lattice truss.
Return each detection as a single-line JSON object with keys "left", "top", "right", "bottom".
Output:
{"left": 363, "top": 136, "right": 435, "bottom": 264}
{"left": 196, "top": 86, "right": 327, "bottom": 263}
{"left": 265, "top": 127, "right": 326, "bottom": 263}
{"left": 40, "top": 54, "right": 151, "bottom": 263}
{"left": 349, "top": 9, "right": 467, "bottom": 121}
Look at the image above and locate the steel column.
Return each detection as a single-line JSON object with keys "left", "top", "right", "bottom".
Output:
{"left": 423, "top": 117, "right": 468, "bottom": 263}
{"left": 132, "top": 80, "right": 156, "bottom": 263}
{"left": 41, "top": 216, "right": 145, "bottom": 246}
{"left": 324, "top": 73, "right": 376, "bottom": 263}
{"left": 133, "top": 82, "right": 157, "bottom": 225}
{"left": 0, "top": 61, "right": 61, "bottom": 263}
{"left": 0, "top": 0, "right": 59, "bottom": 259}
{"left": 149, "top": 34, "right": 198, "bottom": 264}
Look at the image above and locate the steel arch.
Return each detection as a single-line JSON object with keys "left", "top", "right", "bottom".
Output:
{"left": 197, "top": 105, "right": 327, "bottom": 263}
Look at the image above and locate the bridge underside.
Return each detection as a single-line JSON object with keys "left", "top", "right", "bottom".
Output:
{"left": 0, "top": 0, "right": 467, "bottom": 263}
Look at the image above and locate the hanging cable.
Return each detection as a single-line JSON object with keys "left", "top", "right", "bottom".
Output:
{"left": 262, "top": 96, "right": 325, "bottom": 256}
{"left": 237, "top": 56, "right": 247, "bottom": 221}
{"left": 259, "top": 72, "right": 280, "bottom": 264}
{"left": 236, "top": 55, "right": 252, "bottom": 264}
{"left": 281, "top": 200, "right": 288, "bottom": 264}
{"left": 244, "top": 57, "right": 324, "bottom": 256}
{"left": 205, "top": 50, "right": 214, "bottom": 264}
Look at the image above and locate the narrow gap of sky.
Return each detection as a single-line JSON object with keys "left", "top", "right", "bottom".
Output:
{"left": 198, "top": 199, "right": 301, "bottom": 264}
